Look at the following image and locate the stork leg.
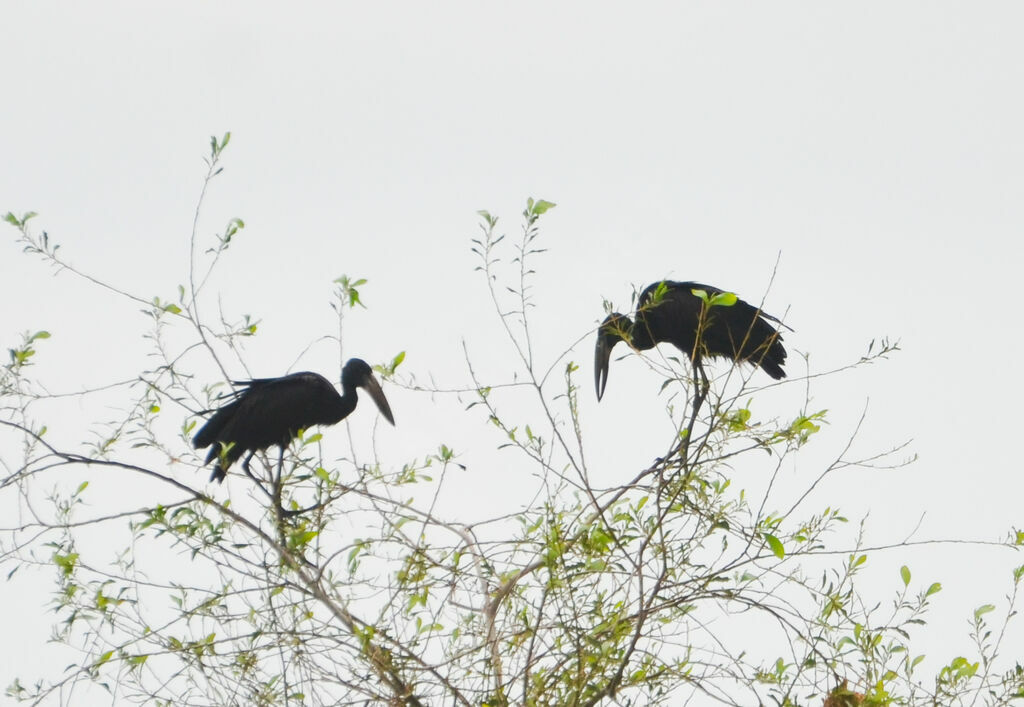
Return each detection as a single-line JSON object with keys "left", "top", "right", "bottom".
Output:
{"left": 676, "top": 357, "right": 710, "bottom": 463}
{"left": 271, "top": 446, "right": 327, "bottom": 519}
{"left": 242, "top": 452, "right": 258, "bottom": 482}
{"left": 240, "top": 451, "right": 279, "bottom": 503}
{"left": 271, "top": 446, "right": 286, "bottom": 515}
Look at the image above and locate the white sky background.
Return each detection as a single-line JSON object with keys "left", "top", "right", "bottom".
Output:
{"left": 2, "top": 0, "right": 1023, "bottom": 698}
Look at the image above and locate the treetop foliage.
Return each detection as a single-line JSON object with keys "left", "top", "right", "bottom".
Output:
{"left": 2, "top": 136, "right": 1023, "bottom": 706}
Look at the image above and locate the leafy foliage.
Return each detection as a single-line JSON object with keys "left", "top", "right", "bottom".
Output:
{"left": 2, "top": 137, "right": 1022, "bottom": 706}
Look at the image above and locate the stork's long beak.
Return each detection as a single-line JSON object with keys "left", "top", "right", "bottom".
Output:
{"left": 360, "top": 373, "right": 395, "bottom": 425}
{"left": 596, "top": 314, "right": 630, "bottom": 401}
{"left": 595, "top": 334, "right": 613, "bottom": 401}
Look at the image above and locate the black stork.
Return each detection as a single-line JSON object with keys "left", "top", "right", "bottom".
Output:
{"left": 193, "top": 358, "right": 395, "bottom": 483}
{"left": 595, "top": 280, "right": 788, "bottom": 401}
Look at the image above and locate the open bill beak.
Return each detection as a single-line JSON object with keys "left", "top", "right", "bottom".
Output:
{"left": 360, "top": 373, "right": 395, "bottom": 425}
{"left": 595, "top": 335, "right": 613, "bottom": 401}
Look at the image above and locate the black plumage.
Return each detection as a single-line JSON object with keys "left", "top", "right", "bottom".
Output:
{"left": 595, "top": 281, "right": 788, "bottom": 400}
{"left": 193, "top": 358, "right": 395, "bottom": 482}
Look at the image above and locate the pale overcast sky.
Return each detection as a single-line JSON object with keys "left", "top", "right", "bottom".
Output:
{"left": 3, "top": 1, "right": 1023, "bottom": 697}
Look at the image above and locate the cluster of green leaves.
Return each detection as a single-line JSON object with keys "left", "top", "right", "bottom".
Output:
{"left": 6, "top": 329, "right": 50, "bottom": 372}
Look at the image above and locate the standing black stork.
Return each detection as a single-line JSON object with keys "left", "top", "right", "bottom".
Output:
{"left": 595, "top": 280, "right": 788, "bottom": 402}
{"left": 193, "top": 358, "right": 395, "bottom": 483}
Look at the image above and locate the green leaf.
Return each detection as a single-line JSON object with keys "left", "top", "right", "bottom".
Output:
{"left": 690, "top": 288, "right": 710, "bottom": 304}
{"left": 126, "top": 654, "right": 148, "bottom": 667}
{"left": 764, "top": 533, "right": 785, "bottom": 559}
{"left": 53, "top": 552, "right": 79, "bottom": 576}
{"left": 288, "top": 529, "right": 319, "bottom": 550}
{"left": 925, "top": 582, "right": 942, "bottom": 597}
{"left": 476, "top": 209, "right": 496, "bottom": 227}
{"left": 726, "top": 407, "right": 751, "bottom": 431}
{"left": 900, "top": 565, "right": 911, "bottom": 586}
{"left": 709, "top": 291, "right": 738, "bottom": 307}
{"left": 974, "top": 604, "right": 996, "bottom": 622}
{"left": 376, "top": 350, "right": 407, "bottom": 378}
{"left": 334, "top": 274, "right": 368, "bottom": 309}
{"left": 5, "top": 211, "right": 38, "bottom": 227}
{"left": 530, "top": 199, "right": 556, "bottom": 216}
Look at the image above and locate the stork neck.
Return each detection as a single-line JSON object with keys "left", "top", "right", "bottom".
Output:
{"left": 327, "top": 384, "right": 358, "bottom": 424}
{"left": 628, "top": 317, "right": 655, "bottom": 350}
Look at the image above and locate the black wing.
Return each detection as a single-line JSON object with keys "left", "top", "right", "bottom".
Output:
{"left": 639, "top": 281, "right": 787, "bottom": 378}
{"left": 193, "top": 372, "right": 340, "bottom": 481}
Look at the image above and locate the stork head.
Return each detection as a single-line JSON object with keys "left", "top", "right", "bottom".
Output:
{"left": 594, "top": 313, "right": 632, "bottom": 401}
{"left": 343, "top": 358, "right": 396, "bottom": 425}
